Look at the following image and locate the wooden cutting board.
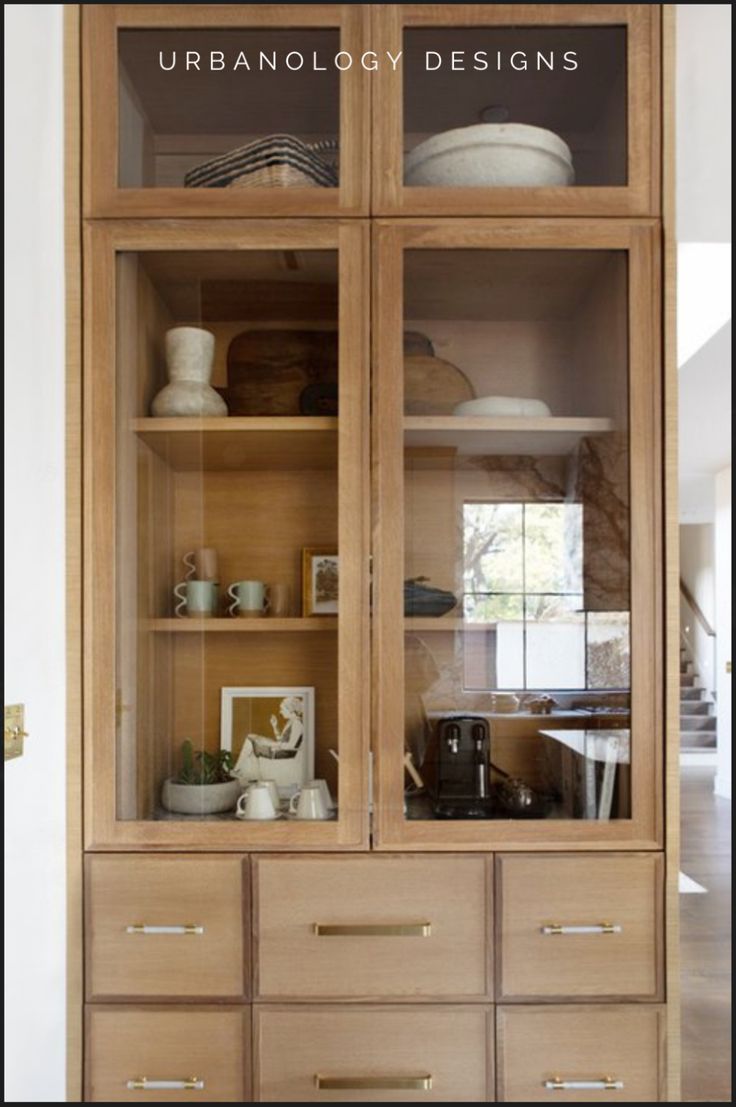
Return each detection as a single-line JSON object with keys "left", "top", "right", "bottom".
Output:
{"left": 221, "top": 330, "right": 440, "bottom": 416}
{"left": 223, "top": 330, "right": 338, "bottom": 415}
{"left": 404, "top": 355, "right": 475, "bottom": 414}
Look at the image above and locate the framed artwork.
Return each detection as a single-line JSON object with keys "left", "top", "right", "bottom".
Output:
{"left": 221, "top": 686, "right": 315, "bottom": 798}
{"left": 302, "top": 547, "right": 339, "bottom": 615}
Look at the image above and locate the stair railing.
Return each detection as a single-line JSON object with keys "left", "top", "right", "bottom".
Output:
{"left": 680, "top": 579, "right": 716, "bottom": 701}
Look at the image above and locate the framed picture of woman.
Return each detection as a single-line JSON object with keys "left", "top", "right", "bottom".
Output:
{"left": 220, "top": 686, "right": 315, "bottom": 798}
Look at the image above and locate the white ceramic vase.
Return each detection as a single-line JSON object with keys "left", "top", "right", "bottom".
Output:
{"left": 151, "top": 326, "right": 228, "bottom": 417}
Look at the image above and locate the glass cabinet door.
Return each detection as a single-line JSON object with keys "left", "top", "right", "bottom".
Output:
{"left": 372, "top": 4, "right": 660, "bottom": 216}
{"left": 373, "top": 219, "right": 661, "bottom": 849}
{"left": 83, "top": 5, "right": 370, "bottom": 217}
{"left": 85, "top": 221, "right": 369, "bottom": 848}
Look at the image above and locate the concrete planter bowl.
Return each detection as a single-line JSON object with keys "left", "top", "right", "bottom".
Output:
{"left": 161, "top": 777, "right": 242, "bottom": 815}
{"left": 404, "top": 124, "right": 574, "bottom": 188}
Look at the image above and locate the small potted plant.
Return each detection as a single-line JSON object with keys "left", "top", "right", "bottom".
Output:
{"left": 161, "top": 739, "right": 242, "bottom": 815}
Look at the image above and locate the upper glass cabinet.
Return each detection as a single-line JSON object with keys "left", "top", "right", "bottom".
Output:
{"left": 372, "top": 4, "right": 660, "bottom": 216}
{"left": 83, "top": 6, "right": 370, "bottom": 217}
{"left": 84, "top": 220, "right": 369, "bottom": 849}
{"left": 372, "top": 219, "right": 662, "bottom": 850}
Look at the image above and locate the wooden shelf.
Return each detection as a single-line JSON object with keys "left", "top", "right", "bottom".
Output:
{"left": 405, "top": 618, "right": 495, "bottom": 632}
{"left": 132, "top": 417, "right": 338, "bottom": 471}
{"left": 404, "top": 416, "right": 614, "bottom": 458}
{"left": 149, "top": 617, "right": 337, "bottom": 633}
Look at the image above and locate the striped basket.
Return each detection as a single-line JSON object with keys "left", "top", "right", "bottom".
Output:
{"left": 184, "top": 134, "right": 339, "bottom": 189}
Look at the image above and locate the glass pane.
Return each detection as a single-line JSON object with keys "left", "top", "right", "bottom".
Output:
{"left": 404, "top": 26, "right": 627, "bottom": 188}
{"left": 115, "top": 248, "right": 341, "bottom": 823}
{"left": 403, "top": 248, "right": 631, "bottom": 822}
{"left": 118, "top": 28, "right": 340, "bottom": 189}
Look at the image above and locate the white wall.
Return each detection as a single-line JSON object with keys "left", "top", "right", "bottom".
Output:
{"left": 676, "top": 6, "right": 732, "bottom": 524}
{"left": 3, "top": 5, "right": 67, "bottom": 1102}
{"left": 676, "top": 5, "right": 732, "bottom": 244}
{"left": 714, "top": 468, "right": 732, "bottom": 799}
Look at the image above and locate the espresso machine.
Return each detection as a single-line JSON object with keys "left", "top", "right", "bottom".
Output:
{"left": 430, "top": 715, "right": 494, "bottom": 819}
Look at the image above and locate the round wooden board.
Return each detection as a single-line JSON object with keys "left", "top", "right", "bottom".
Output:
{"left": 404, "top": 355, "right": 475, "bottom": 414}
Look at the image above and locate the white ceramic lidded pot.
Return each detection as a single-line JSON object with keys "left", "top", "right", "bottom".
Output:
{"left": 404, "top": 123, "right": 574, "bottom": 188}
{"left": 151, "top": 326, "right": 228, "bottom": 417}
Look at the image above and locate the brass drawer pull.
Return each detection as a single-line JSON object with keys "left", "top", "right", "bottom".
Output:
{"left": 126, "top": 924, "right": 204, "bottom": 935}
{"left": 313, "top": 922, "right": 431, "bottom": 937}
{"left": 315, "top": 1075, "right": 433, "bottom": 1091}
{"left": 541, "top": 923, "right": 622, "bottom": 935}
{"left": 127, "top": 1077, "right": 204, "bottom": 1091}
{"left": 544, "top": 1076, "right": 624, "bottom": 1091}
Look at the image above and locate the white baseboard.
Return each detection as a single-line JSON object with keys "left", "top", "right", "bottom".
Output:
{"left": 714, "top": 773, "right": 732, "bottom": 800}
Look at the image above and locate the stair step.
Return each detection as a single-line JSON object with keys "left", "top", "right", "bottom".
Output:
{"left": 680, "top": 716, "right": 717, "bottom": 731}
{"left": 680, "top": 701, "right": 713, "bottom": 716}
{"left": 680, "top": 733, "right": 717, "bottom": 750}
{"left": 680, "top": 674, "right": 697, "bottom": 686}
{"left": 680, "top": 688, "right": 704, "bottom": 701}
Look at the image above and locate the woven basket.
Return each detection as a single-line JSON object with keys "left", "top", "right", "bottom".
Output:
{"left": 227, "top": 163, "right": 323, "bottom": 189}
{"left": 184, "top": 135, "right": 339, "bottom": 190}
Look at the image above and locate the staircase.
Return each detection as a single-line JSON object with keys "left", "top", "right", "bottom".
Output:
{"left": 680, "top": 646, "right": 717, "bottom": 752}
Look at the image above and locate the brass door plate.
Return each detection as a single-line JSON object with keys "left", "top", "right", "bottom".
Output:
{"left": 4, "top": 704, "right": 27, "bottom": 761}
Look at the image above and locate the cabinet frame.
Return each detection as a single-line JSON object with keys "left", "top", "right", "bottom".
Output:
{"left": 372, "top": 4, "right": 661, "bottom": 217}
{"left": 83, "top": 218, "right": 370, "bottom": 850}
{"left": 372, "top": 217, "right": 663, "bottom": 851}
{"left": 82, "top": 5, "right": 371, "bottom": 218}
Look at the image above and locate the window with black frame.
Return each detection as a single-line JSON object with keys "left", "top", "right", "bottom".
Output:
{"left": 461, "top": 501, "right": 630, "bottom": 692}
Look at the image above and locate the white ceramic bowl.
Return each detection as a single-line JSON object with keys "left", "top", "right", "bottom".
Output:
{"left": 453, "top": 396, "right": 552, "bottom": 417}
{"left": 404, "top": 124, "right": 574, "bottom": 188}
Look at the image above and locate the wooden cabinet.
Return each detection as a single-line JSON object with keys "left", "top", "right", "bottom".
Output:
{"left": 86, "top": 1006, "right": 250, "bottom": 1102}
{"left": 371, "top": 5, "right": 661, "bottom": 217}
{"left": 373, "top": 218, "right": 662, "bottom": 852}
{"left": 254, "top": 854, "right": 491, "bottom": 999}
{"left": 254, "top": 1005, "right": 493, "bottom": 1101}
{"left": 496, "top": 853, "right": 663, "bottom": 1001}
{"left": 496, "top": 1005, "right": 666, "bottom": 1101}
{"left": 70, "top": 4, "right": 677, "bottom": 1102}
{"left": 83, "top": 5, "right": 371, "bottom": 217}
{"left": 86, "top": 855, "right": 248, "bottom": 1000}
{"left": 83, "top": 219, "right": 369, "bottom": 851}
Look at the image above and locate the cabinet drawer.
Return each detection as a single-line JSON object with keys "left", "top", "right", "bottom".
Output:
{"left": 255, "top": 1005, "right": 492, "bottom": 1101}
{"left": 86, "top": 1006, "right": 249, "bottom": 1102}
{"left": 254, "top": 855, "right": 490, "bottom": 999}
{"left": 497, "top": 1005, "right": 665, "bottom": 1102}
{"left": 86, "top": 855, "right": 247, "bottom": 999}
{"left": 496, "top": 854, "right": 663, "bottom": 1000}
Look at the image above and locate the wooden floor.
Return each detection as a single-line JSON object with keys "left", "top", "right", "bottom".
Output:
{"left": 680, "top": 767, "right": 732, "bottom": 1103}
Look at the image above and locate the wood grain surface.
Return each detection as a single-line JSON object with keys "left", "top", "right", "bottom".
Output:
{"left": 254, "top": 854, "right": 491, "bottom": 999}
{"left": 254, "top": 1004, "right": 493, "bottom": 1102}
{"left": 497, "top": 1003, "right": 666, "bottom": 1102}
{"left": 86, "top": 1005, "right": 250, "bottom": 1102}
{"left": 496, "top": 853, "right": 663, "bottom": 1001}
